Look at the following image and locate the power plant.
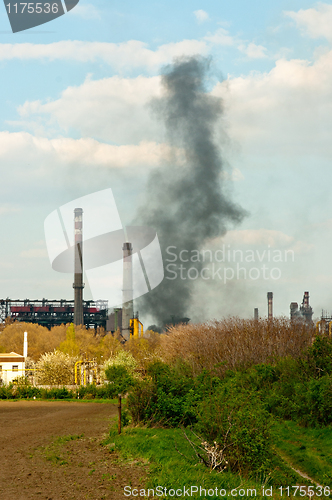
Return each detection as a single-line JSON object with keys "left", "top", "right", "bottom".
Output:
{"left": 290, "top": 291, "right": 313, "bottom": 323}
{"left": 0, "top": 206, "right": 324, "bottom": 335}
{"left": 0, "top": 208, "right": 143, "bottom": 340}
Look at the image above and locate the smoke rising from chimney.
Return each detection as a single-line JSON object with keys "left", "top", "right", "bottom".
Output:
{"left": 135, "top": 56, "right": 246, "bottom": 326}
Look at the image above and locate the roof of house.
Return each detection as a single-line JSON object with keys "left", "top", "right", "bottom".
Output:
{"left": 0, "top": 352, "right": 25, "bottom": 361}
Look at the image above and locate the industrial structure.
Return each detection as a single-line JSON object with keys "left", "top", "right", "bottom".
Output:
{"left": 267, "top": 292, "right": 273, "bottom": 320}
{"left": 290, "top": 291, "right": 313, "bottom": 324}
{"left": 0, "top": 208, "right": 141, "bottom": 336}
{"left": 318, "top": 308, "right": 332, "bottom": 334}
{"left": 121, "top": 242, "right": 134, "bottom": 341}
{"left": 73, "top": 208, "right": 84, "bottom": 326}
{"left": 0, "top": 298, "right": 108, "bottom": 329}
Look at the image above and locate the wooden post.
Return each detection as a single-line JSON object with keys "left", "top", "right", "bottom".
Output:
{"left": 118, "top": 394, "right": 122, "bottom": 434}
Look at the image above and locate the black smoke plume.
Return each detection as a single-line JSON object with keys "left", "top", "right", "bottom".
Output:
{"left": 135, "top": 56, "right": 246, "bottom": 326}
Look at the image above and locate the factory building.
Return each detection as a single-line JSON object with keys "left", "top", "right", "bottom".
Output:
{"left": 0, "top": 209, "right": 140, "bottom": 339}
{"left": 0, "top": 298, "right": 108, "bottom": 330}
{"left": 290, "top": 291, "right": 313, "bottom": 324}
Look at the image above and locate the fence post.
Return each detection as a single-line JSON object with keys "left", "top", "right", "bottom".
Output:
{"left": 118, "top": 394, "right": 122, "bottom": 434}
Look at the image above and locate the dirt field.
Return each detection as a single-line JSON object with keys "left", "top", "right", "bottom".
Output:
{"left": 0, "top": 400, "right": 147, "bottom": 500}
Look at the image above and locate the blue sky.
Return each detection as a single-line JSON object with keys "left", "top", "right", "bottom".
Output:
{"left": 0, "top": 0, "right": 332, "bottom": 323}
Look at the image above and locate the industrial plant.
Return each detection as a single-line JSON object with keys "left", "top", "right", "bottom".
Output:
{"left": 254, "top": 291, "right": 314, "bottom": 325}
{"left": 0, "top": 208, "right": 327, "bottom": 338}
{"left": 0, "top": 208, "right": 143, "bottom": 340}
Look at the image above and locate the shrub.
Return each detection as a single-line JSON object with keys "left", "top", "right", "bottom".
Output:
{"left": 40, "top": 387, "right": 74, "bottom": 399}
{"left": 127, "top": 360, "right": 197, "bottom": 426}
{"left": 127, "top": 379, "right": 156, "bottom": 424}
{"left": 195, "top": 379, "right": 273, "bottom": 477}
{"left": 102, "top": 350, "right": 137, "bottom": 380}
{"left": 301, "top": 376, "right": 332, "bottom": 426}
{"left": 104, "top": 364, "right": 135, "bottom": 397}
{"left": 303, "top": 335, "right": 332, "bottom": 378}
{"left": 160, "top": 318, "right": 313, "bottom": 375}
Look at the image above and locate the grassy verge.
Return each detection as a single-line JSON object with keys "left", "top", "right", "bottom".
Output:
{"left": 272, "top": 420, "right": 332, "bottom": 487}
{"left": 104, "top": 423, "right": 308, "bottom": 500}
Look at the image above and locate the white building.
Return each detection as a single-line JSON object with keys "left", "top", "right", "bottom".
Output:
{"left": 0, "top": 352, "right": 25, "bottom": 385}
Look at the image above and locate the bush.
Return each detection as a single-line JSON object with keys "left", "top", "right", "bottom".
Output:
{"left": 195, "top": 379, "right": 273, "bottom": 477}
{"left": 302, "top": 376, "right": 332, "bottom": 426}
{"left": 303, "top": 335, "right": 332, "bottom": 378}
{"left": 104, "top": 364, "right": 135, "bottom": 397}
{"left": 39, "top": 387, "right": 74, "bottom": 399}
{"left": 160, "top": 318, "right": 313, "bottom": 376}
{"left": 127, "top": 379, "right": 156, "bottom": 424}
{"left": 127, "top": 360, "right": 198, "bottom": 426}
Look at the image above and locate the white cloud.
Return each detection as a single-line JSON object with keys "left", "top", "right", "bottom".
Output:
{"left": 0, "top": 131, "right": 177, "bottom": 171}
{"left": 238, "top": 42, "right": 268, "bottom": 59}
{"left": 18, "top": 75, "right": 163, "bottom": 144}
{"left": 194, "top": 10, "right": 209, "bottom": 23}
{"left": 0, "top": 39, "right": 208, "bottom": 70}
{"left": 285, "top": 3, "right": 332, "bottom": 41}
{"left": 212, "top": 50, "right": 332, "bottom": 157}
{"left": 18, "top": 45, "right": 332, "bottom": 164}
{"left": 0, "top": 29, "right": 270, "bottom": 70}
{"left": 204, "top": 28, "right": 235, "bottom": 46}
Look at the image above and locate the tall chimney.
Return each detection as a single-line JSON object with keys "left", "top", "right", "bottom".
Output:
{"left": 23, "top": 331, "right": 28, "bottom": 359}
{"left": 267, "top": 292, "right": 273, "bottom": 320}
{"left": 73, "top": 208, "right": 84, "bottom": 326}
{"left": 303, "top": 291, "right": 309, "bottom": 308}
{"left": 122, "top": 242, "right": 133, "bottom": 341}
{"left": 254, "top": 308, "right": 259, "bottom": 321}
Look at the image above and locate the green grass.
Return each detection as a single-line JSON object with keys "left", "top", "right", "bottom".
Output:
{"left": 104, "top": 423, "right": 306, "bottom": 500}
{"left": 273, "top": 420, "right": 332, "bottom": 487}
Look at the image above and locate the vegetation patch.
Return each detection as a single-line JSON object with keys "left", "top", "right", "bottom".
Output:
{"left": 272, "top": 420, "right": 332, "bottom": 487}
{"left": 105, "top": 424, "right": 304, "bottom": 500}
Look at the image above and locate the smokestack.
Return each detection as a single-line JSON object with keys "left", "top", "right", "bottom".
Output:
{"left": 267, "top": 292, "right": 273, "bottom": 320}
{"left": 122, "top": 242, "right": 133, "bottom": 341}
{"left": 73, "top": 208, "right": 84, "bottom": 326}
{"left": 23, "top": 331, "right": 28, "bottom": 359}
{"left": 254, "top": 308, "right": 259, "bottom": 320}
{"left": 303, "top": 291, "right": 309, "bottom": 308}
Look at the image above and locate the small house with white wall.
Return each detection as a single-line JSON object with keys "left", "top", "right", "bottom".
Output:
{"left": 0, "top": 352, "right": 25, "bottom": 385}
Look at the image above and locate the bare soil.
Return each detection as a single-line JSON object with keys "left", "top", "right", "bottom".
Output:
{"left": 0, "top": 400, "right": 147, "bottom": 499}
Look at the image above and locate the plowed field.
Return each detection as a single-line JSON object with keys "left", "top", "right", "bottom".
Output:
{"left": 0, "top": 401, "right": 147, "bottom": 499}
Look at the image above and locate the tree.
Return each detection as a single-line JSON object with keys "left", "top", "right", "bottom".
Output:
{"left": 58, "top": 323, "right": 80, "bottom": 357}
{"left": 36, "top": 350, "right": 77, "bottom": 385}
